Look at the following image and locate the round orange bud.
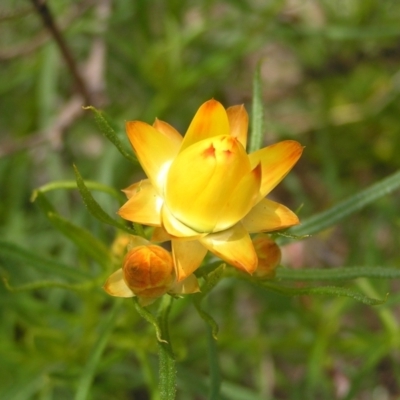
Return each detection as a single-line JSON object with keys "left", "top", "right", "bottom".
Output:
{"left": 122, "top": 245, "right": 175, "bottom": 299}
{"left": 253, "top": 235, "right": 281, "bottom": 279}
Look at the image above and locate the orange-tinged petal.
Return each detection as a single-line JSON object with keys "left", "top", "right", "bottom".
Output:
{"left": 199, "top": 223, "right": 258, "bottom": 274}
{"left": 122, "top": 182, "right": 140, "bottom": 199}
{"left": 118, "top": 180, "right": 163, "bottom": 226}
{"left": 253, "top": 234, "right": 281, "bottom": 279}
{"left": 103, "top": 269, "right": 135, "bottom": 298}
{"left": 227, "top": 104, "right": 248, "bottom": 149}
{"left": 153, "top": 118, "right": 183, "bottom": 147}
{"left": 165, "top": 135, "right": 251, "bottom": 232}
{"left": 169, "top": 273, "right": 200, "bottom": 294}
{"left": 126, "top": 121, "right": 179, "bottom": 194}
{"left": 249, "top": 140, "right": 303, "bottom": 200}
{"left": 161, "top": 204, "right": 206, "bottom": 239}
{"left": 151, "top": 226, "right": 171, "bottom": 242}
{"left": 214, "top": 162, "right": 262, "bottom": 232}
{"left": 122, "top": 179, "right": 153, "bottom": 199}
{"left": 180, "top": 99, "right": 230, "bottom": 152}
{"left": 172, "top": 239, "right": 207, "bottom": 281}
{"left": 242, "top": 198, "right": 299, "bottom": 233}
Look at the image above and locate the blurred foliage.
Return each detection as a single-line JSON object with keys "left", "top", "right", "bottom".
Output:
{"left": 1, "top": 0, "right": 400, "bottom": 399}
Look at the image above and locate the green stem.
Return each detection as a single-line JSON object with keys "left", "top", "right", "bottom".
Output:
{"left": 157, "top": 296, "right": 176, "bottom": 400}
{"left": 207, "top": 324, "right": 221, "bottom": 400}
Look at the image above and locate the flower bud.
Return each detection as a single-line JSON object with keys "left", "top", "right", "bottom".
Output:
{"left": 253, "top": 235, "right": 281, "bottom": 279}
{"left": 123, "top": 245, "right": 175, "bottom": 299}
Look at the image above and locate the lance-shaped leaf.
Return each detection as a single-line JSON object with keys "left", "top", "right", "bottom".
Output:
{"left": 193, "top": 264, "right": 225, "bottom": 339}
{"left": 34, "top": 191, "right": 111, "bottom": 268}
{"left": 2, "top": 277, "right": 95, "bottom": 292}
{"left": 248, "top": 62, "right": 264, "bottom": 153}
{"left": 254, "top": 281, "right": 386, "bottom": 306}
{"left": 47, "top": 212, "right": 111, "bottom": 269}
{"left": 84, "top": 106, "right": 138, "bottom": 164}
{"left": 284, "top": 169, "right": 400, "bottom": 241}
{"left": 276, "top": 266, "right": 400, "bottom": 281}
{"left": 73, "top": 165, "right": 138, "bottom": 236}
{"left": 0, "top": 240, "right": 90, "bottom": 281}
{"left": 133, "top": 297, "right": 166, "bottom": 343}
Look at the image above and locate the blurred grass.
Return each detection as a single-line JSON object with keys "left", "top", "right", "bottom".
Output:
{"left": 1, "top": 0, "right": 400, "bottom": 399}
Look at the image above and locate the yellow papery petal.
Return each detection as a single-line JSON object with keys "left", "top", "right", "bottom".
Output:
{"left": 166, "top": 135, "right": 251, "bottom": 233}
{"left": 153, "top": 118, "right": 183, "bottom": 147}
{"left": 172, "top": 239, "right": 207, "bottom": 281}
{"left": 126, "top": 121, "right": 179, "bottom": 193}
{"left": 103, "top": 269, "right": 135, "bottom": 298}
{"left": 180, "top": 99, "right": 230, "bottom": 152}
{"left": 253, "top": 234, "right": 281, "bottom": 279}
{"left": 169, "top": 273, "right": 200, "bottom": 294}
{"left": 242, "top": 198, "right": 299, "bottom": 233}
{"left": 200, "top": 223, "right": 258, "bottom": 274}
{"left": 118, "top": 180, "right": 163, "bottom": 226}
{"left": 249, "top": 140, "right": 303, "bottom": 200}
{"left": 151, "top": 226, "right": 171, "bottom": 242}
{"left": 161, "top": 204, "right": 205, "bottom": 239}
{"left": 214, "top": 162, "right": 261, "bottom": 232}
{"left": 121, "top": 182, "right": 140, "bottom": 199}
{"left": 227, "top": 104, "right": 248, "bottom": 149}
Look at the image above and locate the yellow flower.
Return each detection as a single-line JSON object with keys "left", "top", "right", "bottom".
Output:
{"left": 119, "top": 100, "right": 302, "bottom": 281}
{"left": 103, "top": 236, "right": 199, "bottom": 306}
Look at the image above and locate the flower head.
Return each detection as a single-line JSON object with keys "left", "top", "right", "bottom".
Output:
{"left": 103, "top": 236, "right": 199, "bottom": 305}
{"left": 119, "top": 100, "right": 303, "bottom": 281}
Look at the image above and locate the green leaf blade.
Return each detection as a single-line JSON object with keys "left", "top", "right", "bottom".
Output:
{"left": 285, "top": 169, "right": 400, "bottom": 240}
{"left": 84, "top": 106, "right": 138, "bottom": 165}
{"left": 258, "top": 281, "right": 386, "bottom": 306}
{"left": 248, "top": 62, "right": 264, "bottom": 153}
{"left": 73, "top": 165, "right": 137, "bottom": 236}
{"left": 0, "top": 240, "right": 90, "bottom": 281}
{"left": 276, "top": 266, "right": 400, "bottom": 281}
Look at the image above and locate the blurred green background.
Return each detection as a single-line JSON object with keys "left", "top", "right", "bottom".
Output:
{"left": 1, "top": 0, "right": 400, "bottom": 399}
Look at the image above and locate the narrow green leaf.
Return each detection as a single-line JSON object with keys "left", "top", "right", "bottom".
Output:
{"left": 47, "top": 212, "right": 111, "bottom": 269}
{"left": 75, "top": 300, "right": 122, "bottom": 400}
{"left": 276, "top": 266, "right": 400, "bottom": 281}
{"left": 34, "top": 191, "right": 111, "bottom": 268}
{"left": 194, "top": 301, "right": 219, "bottom": 341}
{"left": 255, "top": 281, "right": 386, "bottom": 306}
{"left": 0, "top": 240, "right": 90, "bottom": 280}
{"left": 73, "top": 165, "right": 137, "bottom": 236}
{"left": 83, "top": 106, "right": 138, "bottom": 164}
{"left": 31, "top": 180, "right": 123, "bottom": 203}
{"left": 2, "top": 276, "right": 96, "bottom": 292}
{"left": 193, "top": 264, "right": 225, "bottom": 339}
{"left": 248, "top": 62, "right": 264, "bottom": 153}
{"left": 133, "top": 297, "right": 166, "bottom": 343}
{"left": 286, "top": 170, "right": 400, "bottom": 239}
